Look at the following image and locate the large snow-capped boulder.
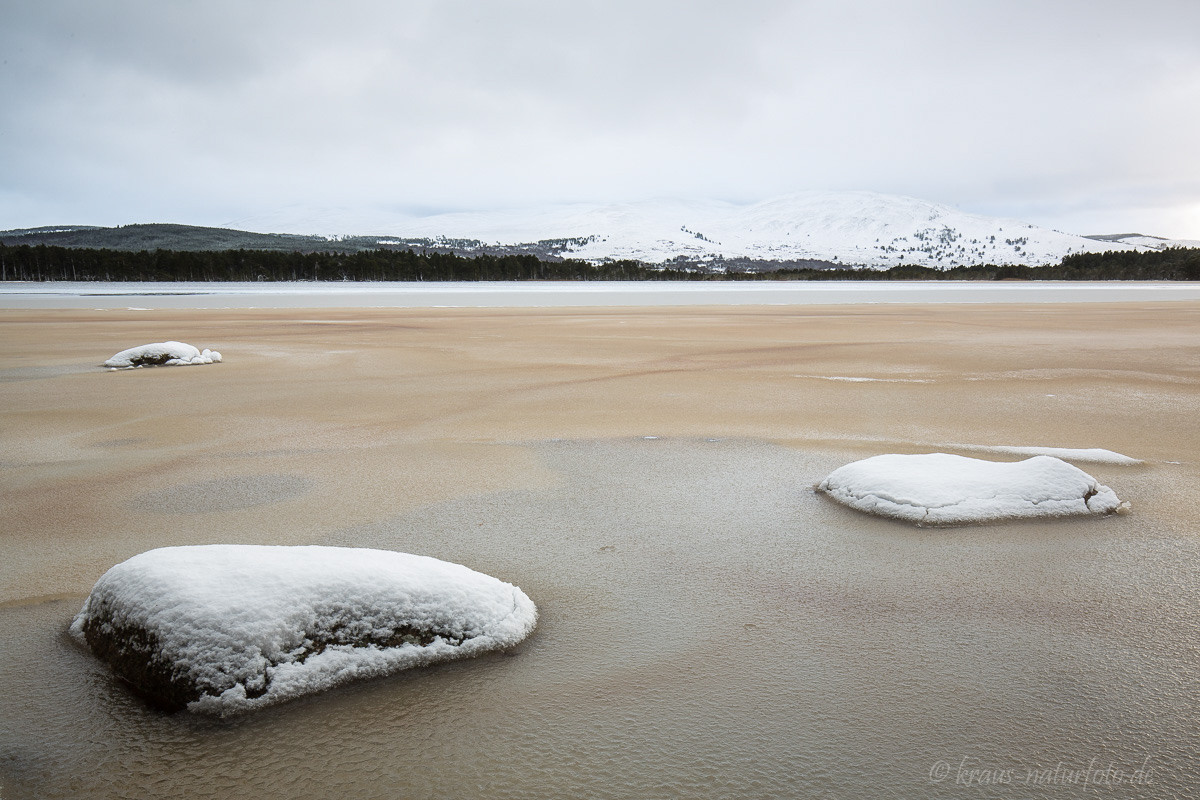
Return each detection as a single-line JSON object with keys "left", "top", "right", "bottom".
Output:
{"left": 816, "top": 453, "right": 1127, "bottom": 526}
{"left": 71, "top": 545, "right": 538, "bottom": 714}
{"left": 104, "top": 341, "right": 222, "bottom": 368}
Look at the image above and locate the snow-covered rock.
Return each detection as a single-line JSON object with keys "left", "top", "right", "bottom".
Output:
{"left": 104, "top": 341, "right": 222, "bottom": 368}
{"left": 816, "top": 453, "right": 1127, "bottom": 526}
{"left": 71, "top": 545, "right": 538, "bottom": 714}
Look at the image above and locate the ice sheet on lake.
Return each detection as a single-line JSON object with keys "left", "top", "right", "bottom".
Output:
{"left": 104, "top": 341, "right": 222, "bottom": 368}
{"left": 71, "top": 545, "right": 538, "bottom": 714}
{"left": 8, "top": 281, "right": 1200, "bottom": 310}
{"left": 816, "top": 453, "right": 1127, "bottom": 526}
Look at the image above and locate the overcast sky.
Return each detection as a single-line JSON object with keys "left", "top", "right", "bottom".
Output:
{"left": 3, "top": 0, "right": 1198, "bottom": 237}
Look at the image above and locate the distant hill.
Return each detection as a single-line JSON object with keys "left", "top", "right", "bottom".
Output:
{"left": 3, "top": 192, "right": 1174, "bottom": 270}
{"left": 220, "top": 191, "right": 1164, "bottom": 268}
{"left": 0, "top": 222, "right": 594, "bottom": 264}
{"left": 0, "top": 223, "right": 371, "bottom": 253}
{"left": 1084, "top": 232, "right": 1200, "bottom": 250}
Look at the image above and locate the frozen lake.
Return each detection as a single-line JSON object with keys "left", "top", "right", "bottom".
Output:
{"left": 4, "top": 279, "right": 1200, "bottom": 308}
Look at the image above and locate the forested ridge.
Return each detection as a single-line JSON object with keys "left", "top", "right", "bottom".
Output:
{"left": 2, "top": 242, "right": 1199, "bottom": 282}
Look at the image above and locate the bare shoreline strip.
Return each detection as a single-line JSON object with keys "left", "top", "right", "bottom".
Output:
{"left": 5, "top": 279, "right": 1200, "bottom": 309}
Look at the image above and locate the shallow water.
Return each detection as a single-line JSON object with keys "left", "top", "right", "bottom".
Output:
{"left": 2, "top": 437, "right": 1196, "bottom": 799}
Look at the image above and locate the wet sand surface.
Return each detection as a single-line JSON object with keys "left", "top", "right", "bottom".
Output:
{"left": 2, "top": 303, "right": 1199, "bottom": 797}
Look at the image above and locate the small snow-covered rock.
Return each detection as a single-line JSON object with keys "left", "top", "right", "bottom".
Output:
{"left": 103, "top": 341, "right": 221, "bottom": 368}
{"left": 816, "top": 453, "right": 1127, "bottom": 526}
{"left": 71, "top": 545, "right": 538, "bottom": 714}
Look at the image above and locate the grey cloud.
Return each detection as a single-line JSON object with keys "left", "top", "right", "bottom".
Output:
{"left": 1, "top": 0, "right": 1198, "bottom": 236}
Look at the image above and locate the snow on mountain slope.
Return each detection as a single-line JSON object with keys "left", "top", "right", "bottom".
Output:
{"left": 1085, "top": 233, "right": 1200, "bottom": 251}
{"left": 232, "top": 192, "right": 1151, "bottom": 269}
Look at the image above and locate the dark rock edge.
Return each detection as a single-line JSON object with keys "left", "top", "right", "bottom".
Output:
{"left": 80, "top": 597, "right": 461, "bottom": 712}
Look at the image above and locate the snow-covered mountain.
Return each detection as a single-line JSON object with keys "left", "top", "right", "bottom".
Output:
{"left": 232, "top": 191, "right": 1154, "bottom": 269}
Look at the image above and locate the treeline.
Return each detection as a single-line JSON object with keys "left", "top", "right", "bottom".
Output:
{"left": 1055, "top": 246, "right": 1200, "bottom": 280}
{"left": 2, "top": 241, "right": 1199, "bottom": 282}
{"left": 754, "top": 246, "right": 1200, "bottom": 281}
{"left": 0, "top": 244, "right": 692, "bottom": 282}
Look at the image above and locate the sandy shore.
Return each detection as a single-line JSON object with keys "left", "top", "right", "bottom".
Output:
{"left": 3, "top": 301, "right": 1199, "bottom": 798}
{"left": 3, "top": 301, "right": 1200, "bottom": 601}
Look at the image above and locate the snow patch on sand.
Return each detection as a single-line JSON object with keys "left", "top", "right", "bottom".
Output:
{"left": 104, "top": 341, "right": 222, "bottom": 368}
{"left": 71, "top": 545, "right": 537, "bottom": 714}
{"left": 816, "top": 453, "right": 1127, "bottom": 526}
{"left": 948, "top": 444, "right": 1142, "bottom": 465}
